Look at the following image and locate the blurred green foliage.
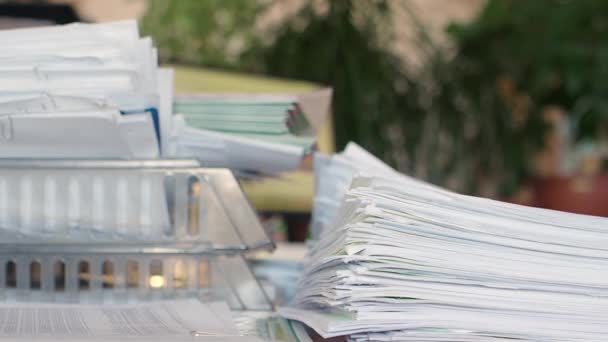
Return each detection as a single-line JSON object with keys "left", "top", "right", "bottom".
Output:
{"left": 256, "top": 1, "right": 426, "bottom": 172}
{"left": 141, "top": 0, "right": 261, "bottom": 68}
{"left": 448, "top": 0, "right": 608, "bottom": 142}
{"left": 142, "top": 0, "right": 608, "bottom": 195}
{"left": 440, "top": 0, "right": 608, "bottom": 192}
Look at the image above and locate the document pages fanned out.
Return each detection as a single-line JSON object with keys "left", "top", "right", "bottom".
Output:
{"left": 282, "top": 143, "right": 608, "bottom": 342}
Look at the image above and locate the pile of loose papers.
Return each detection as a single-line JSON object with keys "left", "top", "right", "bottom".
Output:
{"left": 0, "top": 20, "right": 170, "bottom": 159}
{"left": 0, "top": 20, "right": 326, "bottom": 176}
{"left": 311, "top": 142, "right": 421, "bottom": 240}
{"left": 171, "top": 91, "right": 330, "bottom": 176}
{"left": 281, "top": 144, "right": 608, "bottom": 341}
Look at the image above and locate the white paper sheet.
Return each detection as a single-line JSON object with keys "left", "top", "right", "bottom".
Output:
{"left": 169, "top": 115, "right": 304, "bottom": 175}
{"left": 0, "top": 110, "right": 158, "bottom": 159}
{"left": 0, "top": 299, "right": 249, "bottom": 341}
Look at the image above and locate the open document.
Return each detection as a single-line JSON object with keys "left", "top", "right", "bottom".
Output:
{"left": 0, "top": 299, "right": 262, "bottom": 341}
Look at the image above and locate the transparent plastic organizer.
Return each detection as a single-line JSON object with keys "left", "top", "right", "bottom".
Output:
{"left": 0, "top": 250, "right": 271, "bottom": 310}
{"left": 0, "top": 159, "right": 273, "bottom": 251}
{"left": 0, "top": 159, "right": 273, "bottom": 310}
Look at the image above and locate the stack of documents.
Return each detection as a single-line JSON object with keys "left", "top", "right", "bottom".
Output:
{"left": 0, "top": 20, "right": 170, "bottom": 158}
{"left": 171, "top": 93, "right": 324, "bottom": 176}
{"left": 311, "top": 142, "right": 418, "bottom": 240}
{"left": 0, "top": 21, "right": 333, "bottom": 176}
{"left": 281, "top": 144, "right": 608, "bottom": 341}
{"left": 174, "top": 95, "right": 312, "bottom": 137}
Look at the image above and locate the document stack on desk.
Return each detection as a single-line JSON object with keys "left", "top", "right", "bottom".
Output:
{"left": 0, "top": 21, "right": 332, "bottom": 176}
{"left": 171, "top": 92, "right": 326, "bottom": 176}
{"left": 0, "top": 20, "right": 169, "bottom": 159}
{"left": 281, "top": 144, "right": 608, "bottom": 341}
{"left": 311, "top": 142, "right": 423, "bottom": 240}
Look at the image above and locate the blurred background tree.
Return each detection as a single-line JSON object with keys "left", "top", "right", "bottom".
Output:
{"left": 447, "top": 0, "right": 608, "bottom": 176}
{"left": 252, "top": 1, "right": 428, "bottom": 178}
{"left": 142, "top": 0, "right": 608, "bottom": 199}
{"left": 141, "top": 0, "right": 261, "bottom": 68}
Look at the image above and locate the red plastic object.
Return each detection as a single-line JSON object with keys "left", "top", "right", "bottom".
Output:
{"left": 533, "top": 174, "right": 608, "bottom": 217}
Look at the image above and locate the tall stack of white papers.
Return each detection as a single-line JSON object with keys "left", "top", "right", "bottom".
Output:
{"left": 0, "top": 20, "right": 168, "bottom": 158}
{"left": 170, "top": 92, "right": 328, "bottom": 176}
{"left": 281, "top": 144, "right": 608, "bottom": 341}
{"left": 311, "top": 142, "right": 425, "bottom": 240}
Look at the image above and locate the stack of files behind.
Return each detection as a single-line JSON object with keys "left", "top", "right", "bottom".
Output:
{"left": 281, "top": 144, "right": 608, "bottom": 341}
{"left": 171, "top": 92, "right": 326, "bottom": 176}
{"left": 0, "top": 20, "right": 169, "bottom": 158}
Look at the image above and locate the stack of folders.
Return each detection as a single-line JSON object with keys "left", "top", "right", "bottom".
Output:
{"left": 0, "top": 20, "right": 172, "bottom": 158}
{"left": 171, "top": 93, "right": 325, "bottom": 176}
{"left": 281, "top": 144, "right": 608, "bottom": 341}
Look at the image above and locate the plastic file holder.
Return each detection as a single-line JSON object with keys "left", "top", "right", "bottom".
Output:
{"left": 0, "top": 160, "right": 273, "bottom": 310}
{"left": 0, "top": 159, "right": 273, "bottom": 250}
{"left": 0, "top": 249, "right": 271, "bottom": 310}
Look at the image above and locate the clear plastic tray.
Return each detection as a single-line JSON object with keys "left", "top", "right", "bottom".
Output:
{"left": 0, "top": 159, "right": 273, "bottom": 252}
{"left": 0, "top": 250, "right": 271, "bottom": 310}
{"left": 0, "top": 159, "right": 273, "bottom": 310}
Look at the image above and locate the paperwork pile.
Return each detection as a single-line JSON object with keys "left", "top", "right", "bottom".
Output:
{"left": 0, "top": 21, "right": 331, "bottom": 175}
{"left": 281, "top": 144, "right": 608, "bottom": 341}
{"left": 0, "top": 20, "right": 169, "bottom": 159}
{"left": 0, "top": 21, "right": 288, "bottom": 242}
{"left": 171, "top": 93, "right": 319, "bottom": 176}
{"left": 311, "top": 143, "right": 399, "bottom": 239}
{"left": 174, "top": 95, "right": 312, "bottom": 138}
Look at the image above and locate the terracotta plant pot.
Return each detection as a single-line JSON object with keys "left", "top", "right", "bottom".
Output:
{"left": 533, "top": 174, "right": 608, "bottom": 217}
